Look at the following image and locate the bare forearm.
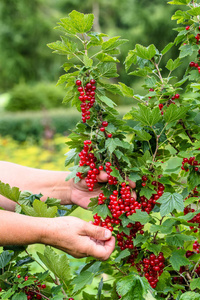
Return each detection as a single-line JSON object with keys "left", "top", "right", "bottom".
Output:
{"left": 0, "top": 210, "right": 43, "bottom": 246}
{"left": 0, "top": 161, "right": 72, "bottom": 210}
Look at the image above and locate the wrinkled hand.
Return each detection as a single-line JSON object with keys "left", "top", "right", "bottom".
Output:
{"left": 42, "top": 216, "right": 115, "bottom": 260}
{"left": 67, "top": 171, "right": 136, "bottom": 209}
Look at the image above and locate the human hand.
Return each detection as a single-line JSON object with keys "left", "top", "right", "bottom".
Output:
{"left": 41, "top": 216, "right": 115, "bottom": 260}
{"left": 67, "top": 171, "right": 136, "bottom": 209}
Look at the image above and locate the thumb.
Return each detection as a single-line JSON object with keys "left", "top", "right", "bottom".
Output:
{"left": 84, "top": 223, "right": 112, "bottom": 241}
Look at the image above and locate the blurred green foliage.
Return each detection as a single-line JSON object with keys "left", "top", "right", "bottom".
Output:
{"left": 0, "top": 0, "right": 178, "bottom": 93}
{"left": 0, "top": 106, "right": 133, "bottom": 142}
{"left": 5, "top": 82, "right": 66, "bottom": 111}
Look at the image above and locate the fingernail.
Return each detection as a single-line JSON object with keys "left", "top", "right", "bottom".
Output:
{"left": 105, "top": 229, "right": 111, "bottom": 239}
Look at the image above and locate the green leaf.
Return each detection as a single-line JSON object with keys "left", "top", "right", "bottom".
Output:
{"left": 37, "top": 246, "right": 71, "bottom": 286}
{"left": 0, "top": 181, "right": 21, "bottom": 202}
{"left": 161, "top": 42, "right": 174, "bottom": 55}
{"left": 169, "top": 249, "right": 190, "bottom": 271}
{"left": 166, "top": 58, "right": 182, "bottom": 71}
{"left": 0, "top": 251, "right": 13, "bottom": 269}
{"left": 12, "top": 293, "right": 27, "bottom": 300}
{"left": 83, "top": 54, "right": 93, "bottom": 67}
{"left": 71, "top": 271, "right": 94, "bottom": 293}
{"left": 98, "top": 62, "right": 119, "bottom": 78}
{"left": 21, "top": 199, "right": 57, "bottom": 218}
{"left": 65, "top": 148, "right": 79, "bottom": 167}
{"left": 102, "top": 36, "right": 127, "bottom": 51}
{"left": 116, "top": 274, "right": 149, "bottom": 299}
{"left": 128, "top": 210, "right": 151, "bottom": 225}
{"left": 96, "top": 52, "right": 119, "bottom": 62}
{"left": 133, "top": 129, "right": 152, "bottom": 141}
{"left": 179, "top": 292, "right": 200, "bottom": 300}
{"left": 105, "top": 138, "right": 125, "bottom": 154}
{"left": 118, "top": 82, "right": 134, "bottom": 97}
{"left": 190, "top": 278, "right": 200, "bottom": 291}
{"left": 98, "top": 95, "right": 116, "bottom": 108}
{"left": 93, "top": 204, "right": 112, "bottom": 219}
{"left": 135, "top": 44, "right": 156, "bottom": 60}
{"left": 1, "top": 289, "right": 16, "bottom": 299}
{"left": 128, "top": 172, "right": 141, "bottom": 182}
{"left": 164, "top": 105, "right": 188, "bottom": 124}
{"left": 179, "top": 44, "right": 193, "bottom": 59}
{"left": 131, "top": 104, "right": 162, "bottom": 126}
{"left": 60, "top": 10, "right": 94, "bottom": 34}
{"left": 47, "top": 36, "right": 78, "bottom": 56}
{"left": 157, "top": 192, "right": 184, "bottom": 217}
{"left": 140, "top": 188, "right": 154, "bottom": 199}
{"left": 125, "top": 50, "right": 137, "bottom": 71}
{"left": 168, "top": 0, "right": 190, "bottom": 4}
{"left": 166, "top": 233, "right": 196, "bottom": 247}
{"left": 115, "top": 249, "right": 130, "bottom": 263}
{"left": 188, "top": 7, "right": 200, "bottom": 16}
{"left": 110, "top": 167, "right": 123, "bottom": 182}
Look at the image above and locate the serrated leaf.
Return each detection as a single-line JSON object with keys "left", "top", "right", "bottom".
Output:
{"left": 21, "top": 199, "right": 57, "bottom": 218}
{"left": 96, "top": 53, "right": 119, "bottom": 62}
{"left": 61, "top": 10, "right": 94, "bottom": 34}
{"left": 115, "top": 249, "right": 130, "bottom": 263}
{"left": 166, "top": 58, "right": 182, "bottom": 71}
{"left": 37, "top": 246, "right": 71, "bottom": 286}
{"left": 128, "top": 172, "right": 141, "bottom": 182}
{"left": 135, "top": 44, "right": 156, "bottom": 60}
{"left": 0, "top": 251, "right": 14, "bottom": 269}
{"left": 12, "top": 292, "right": 27, "bottom": 300}
{"left": 71, "top": 271, "right": 94, "bottom": 293}
{"left": 133, "top": 129, "right": 152, "bottom": 141}
{"left": 118, "top": 82, "right": 134, "bottom": 97}
{"left": 169, "top": 249, "right": 190, "bottom": 271}
{"left": 188, "top": 7, "right": 200, "bottom": 16}
{"left": 179, "top": 44, "right": 193, "bottom": 59}
{"left": 98, "top": 95, "right": 116, "bottom": 108}
{"left": 102, "top": 36, "right": 127, "bottom": 51}
{"left": 161, "top": 42, "right": 174, "bottom": 55}
{"left": 128, "top": 210, "right": 151, "bottom": 225}
{"left": 140, "top": 188, "right": 154, "bottom": 199}
{"left": 110, "top": 167, "right": 123, "bottom": 182}
{"left": 83, "top": 54, "right": 93, "bottom": 67}
{"left": 190, "top": 278, "right": 200, "bottom": 291}
{"left": 98, "top": 62, "right": 119, "bottom": 78}
{"left": 166, "top": 233, "right": 196, "bottom": 247}
{"left": 0, "top": 181, "right": 21, "bottom": 202}
{"left": 164, "top": 105, "right": 188, "bottom": 124}
{"left": 131, "top": 104, "right": 162, "bottom": 126}
{"left": 116, "top": 274, "right": 149, "bottom": 299}
{"left": 93, "top": 204, "right": 112, "bottom": 219}
{"left": 125, "top": 50, "right": 137, "bottom": 71}
{"left": 157, "top": 192, "right": 184, "bottom": 216}
{"left": 65, "top": 148, "right": 78, "bottom": 167}
{"left": 179, "top": 292, "right": 200, "bottom": 300}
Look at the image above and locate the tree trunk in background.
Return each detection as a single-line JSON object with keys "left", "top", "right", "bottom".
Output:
{"left": 92, "top": 2, "right": 101, "bottom": 32}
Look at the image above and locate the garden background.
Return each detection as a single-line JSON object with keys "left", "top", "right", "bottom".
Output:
{"left": 0, "top": 1, "right": 186, "bottom": 297}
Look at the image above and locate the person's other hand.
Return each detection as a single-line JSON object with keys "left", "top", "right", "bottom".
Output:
{"left": 67, "top": 171, "right": 136, "bottom": 209}
{"left": 41, "top": 216, "right": 115, "bottom": 260}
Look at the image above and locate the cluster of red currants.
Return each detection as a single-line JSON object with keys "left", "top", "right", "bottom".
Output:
{"left": 76, "top": 79, "right": 96, "bottom": 123}
{"left": 18, "top": 275, "right": 46, "bottom": 300}
{"left": 140, "top": 177, "right": 165, "bottom": 214}
{"left": 181, "top": 156, "right": 199, "bottom": 172}
{"left": 184, "top": 206, "right": 200, "bottom": 232}
{"left": 158, "top": 94, "right": 179, "bottom": 115}
{"left": 141, "top": 252, "right": 165, "bottom": 289}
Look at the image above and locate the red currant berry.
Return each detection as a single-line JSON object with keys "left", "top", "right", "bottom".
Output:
{"left": 102, "top": 121, "right": 108, "bottom": 127}
{"left": 185, "top": 25, "right": 190, "bottom": 30}
{"left": 90, "top": 79, "right": 96, "bottom": 85}
{"left": 175, "top": 94, "right": 180, "bottom": 99}
{"left": 100, "top": 127, "right": 105, "bottom": 132}
{"left": 107, "top": 133, "right": 112, "bottom": 138}
{"left": 76, "top": 80, "right": 82, "bottom": 86}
